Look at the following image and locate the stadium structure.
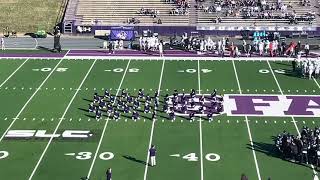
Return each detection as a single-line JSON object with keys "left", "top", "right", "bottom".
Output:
{"left": 62, "top": 0, "right": 320, "bottom": 36}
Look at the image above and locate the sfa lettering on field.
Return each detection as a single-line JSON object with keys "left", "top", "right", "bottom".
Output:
{"left": 224, "top": 94, "right": 320, "bottom": 117}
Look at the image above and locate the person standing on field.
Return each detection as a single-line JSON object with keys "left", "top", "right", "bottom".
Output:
{"left": 106, "top": 168, "right": 112, "bottom": 180}
{"left": 149, "top": 145, "right": 157, "bottom": 166}
{"left": 159, "top": 40, "right": 164, "bottom": 57}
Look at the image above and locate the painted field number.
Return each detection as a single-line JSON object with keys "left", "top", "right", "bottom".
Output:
{"left": 178, "top": 69, "right": 212, "bottom": 73}
{"left": 172, "top": 152, "right": 220, "bottom": 162}
{"left": 33, "top": 67, "right": 68, "bottom": 72}
{"left": 66, "top": 151, "right": 114, "bottom": 161}
{"left": 0, "top": 151, "right": 9, "bottom": 160}
{"left": 259, "top": 69, "right": 286, "bottom": 74}
{"left": 105, "top": 68, "right": 139, "bottom": 73}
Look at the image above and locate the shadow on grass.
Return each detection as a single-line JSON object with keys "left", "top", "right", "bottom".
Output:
{"left": 122, "top": 155, "right": 150, "bottom": 166}
{"left": 246, "top": 138, "right": 311, "bottom": 169}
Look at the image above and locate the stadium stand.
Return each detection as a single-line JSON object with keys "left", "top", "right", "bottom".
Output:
{"left": 73, "top": 0, "right": 190, "bottom": 26}
{"left": 64, "top": 0, "right": 320, "bottom": 27}
{"left": 196, "top": 0, "right": 320, "bottom": 26}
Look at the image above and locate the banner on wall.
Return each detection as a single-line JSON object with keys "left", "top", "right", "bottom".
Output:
{"left": 110, "top": 26, "right": 134, "bottom": 40}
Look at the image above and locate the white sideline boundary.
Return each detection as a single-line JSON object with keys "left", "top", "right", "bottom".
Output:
{"left": 0, "top": 55, "right": 316, "bottom": 62}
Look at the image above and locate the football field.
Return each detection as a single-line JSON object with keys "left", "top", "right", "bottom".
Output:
{"left": 0, "top": 57, "right": 320, "bottom": 180}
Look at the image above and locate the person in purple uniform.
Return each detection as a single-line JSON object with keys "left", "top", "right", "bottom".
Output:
{"left": 149, "top": 145, "right": 157, "bottom": 166}
{"left": 106, "top": 168, "right": 112, "bottom": 180}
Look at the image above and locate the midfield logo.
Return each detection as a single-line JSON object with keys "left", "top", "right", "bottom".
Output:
{"left": 5, "top": 130, "right": 93, "bottom": 139}
{"left": 224, "top": 94, "right": 320, "bottom": 117}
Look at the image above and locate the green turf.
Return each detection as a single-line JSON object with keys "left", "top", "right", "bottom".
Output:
{"left": 0, "top": 58, "right": 319, "bottom": 180}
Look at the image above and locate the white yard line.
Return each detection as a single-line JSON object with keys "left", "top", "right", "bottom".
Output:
{"left": 313, "top": 77, "right": 320, "bottom": 90}
{"left": 63, "top": 50, "right": 70, "bottom": 59}
{"left": 28, "top": 59, "right": 97, "bottom": 180}
{"left": 266, "top": 60, "right": 318, "bottom": 175}
{"left": 197, "top": 59, "right": 204, "bottom": 180}
{"left": 86, "top": 59, "right": 131, "bottom": 179}
{"left": 143, "top": 58, "right": 166, "bottom": 180}
{"left": 232, "top": 60, "right": 262, "bottom": 180}
{"left": 0, "top": 58, "right": 64, "bottom": 143}
{"left": 0, "top": 58, "right": 29, "bottom": 88}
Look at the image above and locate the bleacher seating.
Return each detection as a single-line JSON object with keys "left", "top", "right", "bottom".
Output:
{"left": 68, "top": 0, "right": 319, "bottom": 27}
{"left": 74, "top": 0, "right": 190, "bottom": 25}
{"left": 196, "top": 0, "right": 320, "bottom": 26}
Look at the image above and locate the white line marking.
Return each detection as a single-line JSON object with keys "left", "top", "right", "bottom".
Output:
{"left": 0, "top": 58, "right": 29, "bottom": 88}
{"left": 197, "top": 59, "right": 204, "bottom": 180}
{"left": 170, "top": 154, "right": 180, "bottom": 157}
{"left": 63, "top": 50, "right": 70, "bottom": 59}
{"left": 87, "top": 60, "right": 131, "bottom": 179}
{"left": 232, "top": 60, "right": 262, "bottom": 180}
{"left": 313, "top": 77, "right": 320, "bottom": 90}
{"left": 0, "top": 58, "right": 64, "bottom": 143}
{"left": 28, "top": 59, "right": 97, "bottom": 180}
{"left": 65, "top": 153, "right": 75, "bottom": 156}
{"left": 266, "top": 60, "right": 318, "bottom": 176}
{"left": 143, "top": 58, "right": 165, "bottom": 180}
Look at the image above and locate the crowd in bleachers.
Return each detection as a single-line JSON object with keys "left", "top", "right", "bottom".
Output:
{"left": 195, "top": 0, "right": 315, "bottom": 24}
{"left": 275, "top": 127, "right": 320, "bottom": 167}
{"left": 137, "top": 8, "right": 160, "bottom": 18}
{"left": 164, "top": 0, "right": 190, "bottom": 15}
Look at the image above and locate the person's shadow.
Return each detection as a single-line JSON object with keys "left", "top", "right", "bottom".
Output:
{"left": 122, "top": 155, "right": 151, "bottom": 166}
